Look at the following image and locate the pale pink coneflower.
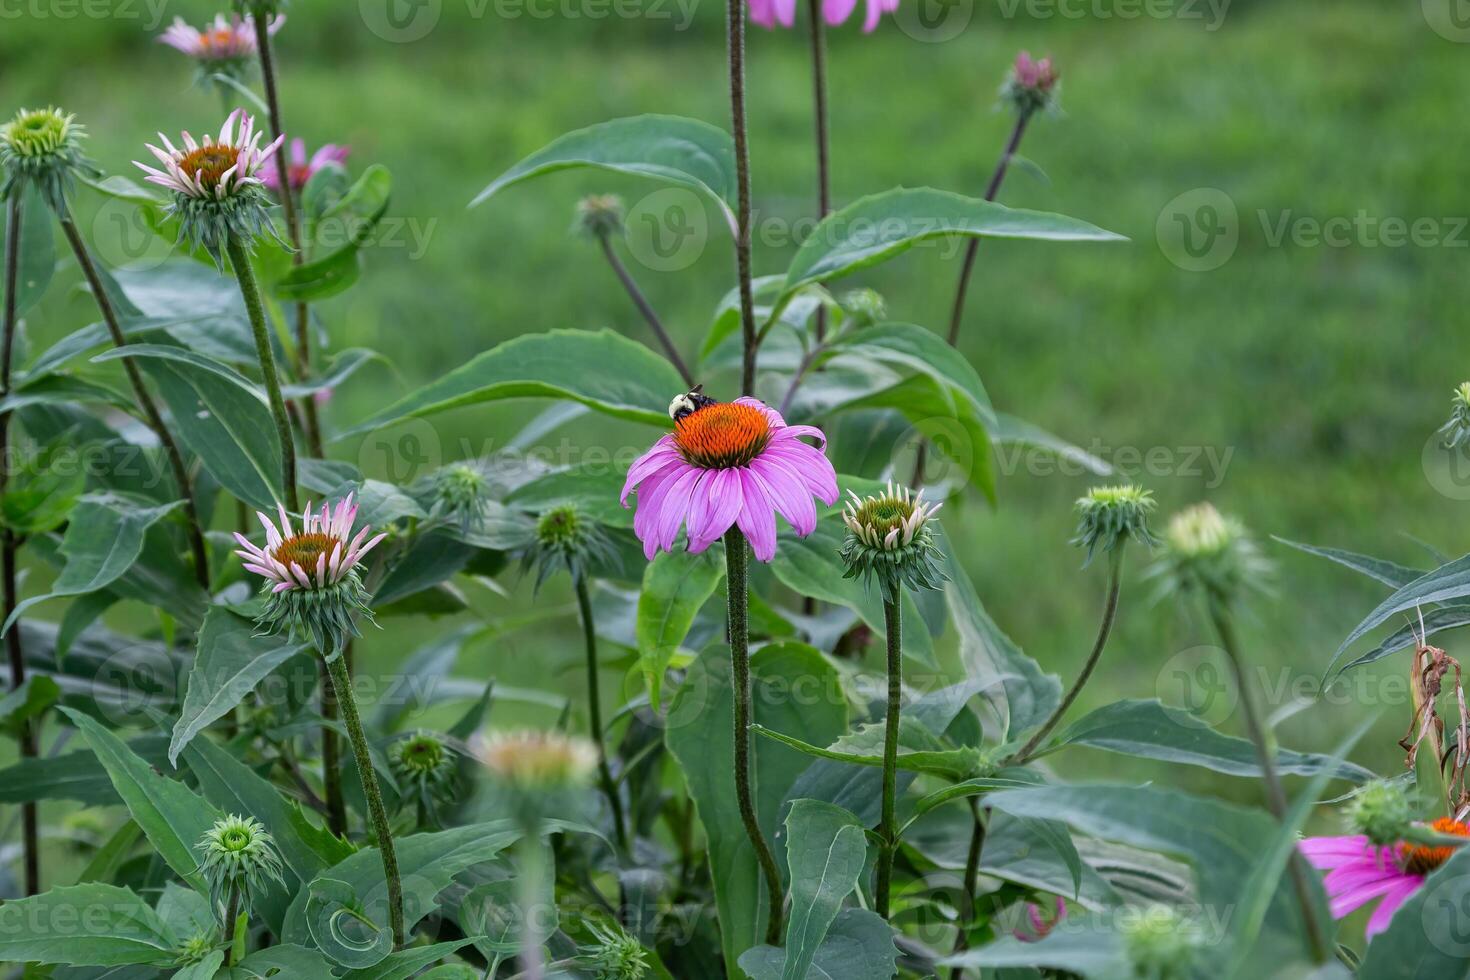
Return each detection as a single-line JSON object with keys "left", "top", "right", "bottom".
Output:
{"left": 158, "top": 13, "right": 282, "bottom": 63}
{"left": 262, "top": 138, "right": 350, "bottom": 194}
{"left": 749, "top": 0, "right": 898, "bottom": 31}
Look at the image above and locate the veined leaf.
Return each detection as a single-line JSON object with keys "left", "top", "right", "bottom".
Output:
{"left": 1, "top": 186, "right": 55, "bottom": 318}
{"left": 1273, "top": 536, "right": 1423, "bottom": 588}
{"left": 1337, "top": 603, "right": 1470, "bottom": 674}
{"left": 753, "top": 717, "right": 984, "bottom": 781}
{"left": 782, "top": 187, "right": 1125, "bottom": 292}
{"left": 470, "top": 114, "right": 737, "bottom": 232}
{"left": 0, "top": 883, "right": 173, "bottom": 966}
{"left": 739, "top": 909, "right": 898, "bottom": 980}
{"left": 636, "top": 546, "right": 725, "bottom": 708}
{"left": 1331, "top": 552, "right": 1470, "bottom": 678}
{"left": 341, "top": 328, "right": 686, "bottom": 438}
{"left": 777, "top": 801, "right": 869, "bottom": 980}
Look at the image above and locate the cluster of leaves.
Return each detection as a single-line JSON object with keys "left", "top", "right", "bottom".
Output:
{"left": 3, "top": 11, "right": 1458, "bottom": 980}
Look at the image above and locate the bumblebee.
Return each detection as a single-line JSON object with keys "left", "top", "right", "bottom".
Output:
{"left": 668, "top": 385, "right": 717, "bottom": 422}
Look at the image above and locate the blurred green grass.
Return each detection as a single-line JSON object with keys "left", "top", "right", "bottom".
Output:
{"left": 5, "top": 0, "right": 1468, "bottom": 805}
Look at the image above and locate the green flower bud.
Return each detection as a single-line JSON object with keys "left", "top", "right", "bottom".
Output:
{"left": 1439, "top": 382, "right": 1470, "bottom": 449}
{"left": 1072, "top": 484, "right": 1157, "bottom": 564}
{"left": 1121, "top": 905, "right": 1200, "bottom": 979}
{"left": 838, "top": 288, "right": 887, "bottom": 327}
{"left": 1347, "top": 779, "right": 1415, "bottom": 846}
{"left": 427, "top": 461, "right": 491, "bottom": 530}
{"left": 197, "top": 814, "right": 286, "bottom": 914}
{"left": 174, "top": 932, "right": 218, "bottom": 966}
{"left": 1151, "top": 502, "right": 1271, "bottom": 607}
{"left": 840, "top": 482, "right": 947, "bottom": 603}
{"left": 522, "top": 504, "right": 615, "bottom": 591}
{"left": 0, "top": 106, "right": 97, "bottom": 210}
{"left": 390, "top": 730, "right": 461, "bottom": 824}
{"left": 580, "top": 921, "right": 650, "bottom": 980}
{"left": 575, "top": 194, "right": 625, "bottom": 239}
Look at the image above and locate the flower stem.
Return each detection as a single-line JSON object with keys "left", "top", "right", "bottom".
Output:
{"left": 1011, "top": 549, "right": 1124, "bottom": 765}
{"left": 249, "top": 12, "right": 323, "bottom": 458}
{"left": 805, "top": 0, "right": 830, "bottom": 344}
{"left": 223, "top": 881, "right": 242, "bottom": 965}
{"left": 56, "top": 209, "right": 212, "bottom": 591}
{"left": 225, "top": 237, "right": 298, "bottom": 512}
{"left": 1, "top": 194, "right": 37, "bottom": 897}
{"left": 725, "top": 0, "right": 758, "bottom": 395}
{"left": 321, "top": 652, "right": 348, "bottom": 836}
{"left": 1207, "top": 597, "right": 1328, "bottom": 964}
{"left": 875, "top": 596, "right": 903, "bottom": 918}
{"left": 575, "top": 573, "right": 630, "bottom": 855}
{"left": 724, "top": 527, "right": 784, "bottom": 944}
{"left": 946, "top": 798, "right": 985, "bottom": 978}
{"left": 516, "top": 830, "right": 547, "bottom": 980}
{"left": 594, "top": 233, "right": 693, "bottom": 387}
{"left": 324, "top": 650, "right": 405, "bottom": 946}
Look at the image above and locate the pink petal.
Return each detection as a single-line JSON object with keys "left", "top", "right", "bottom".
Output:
{"left": 1366, "top": 876, "right": 1423, "bottom": 937}
{"left": 1299, "top": 836, "right": 1375, "bottom": 870}
{"left": 823, "top": 0, "right": 857, "bottom": 21}
{"left": 749, "top": 456, "right": 816, "bottom": 536}
{"left": 748, "top": 0, "right": 778, "bottom": 27}
{"left": 622, "top": 439, "right": 682, "bottom": 504}
{"left": 687, "top": 467, "right": 743, "bottom": 547}
{"left": 734, "top": 396, "right": 785, "bottom": 428}
{"left": 1330, "top": 875, "right": 1409, "bottom": 919}
{"left": 735, "top": 469, "right": 778, "bottom": 562}
{"left": 655, "top": 467, "right": 704, "bottom": 555}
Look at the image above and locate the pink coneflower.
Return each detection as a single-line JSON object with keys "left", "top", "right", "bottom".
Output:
{"left": 262, "top": 138, "right": 350, "bottom": 194}
{"left": 750, "top": 0, "right": 898, "bottom": 32}
{"left": 134, "top": 109, "right": 284, "bottom": 202}
{"left": 1014, "top": 896, "right": 1066, "bottom": 942}
{"left": 621, "top": 394, "right": 838, "bottom": 562}
{"left": 1012, "top": 51, "right": 1058, "bottom": 92}
{"left": 1299, "top": 817, "right": 1470, "bottom": 938}
{"left": 234, "top": 492, "right": 386, "bottom": 652}
{"left": 233, "top": 492, "right": 385, "bottom": 594}
{"left": 1003, "top": 51, "right": 1061, "bottom": 116}
{"left": 158, "top": 13, "right": 282, "bottom": 63}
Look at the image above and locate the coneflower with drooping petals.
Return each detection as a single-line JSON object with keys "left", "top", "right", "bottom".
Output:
{"left": 134, "top": 109, "right": 285, "bottom": 263}
{"left": 840, "top": 481, "right": 945, "bottom": 602}
{"left": 750, "top": 0, "right": 898, "bottom": 33}
{"left": 233, "top": 491, "right": 385, "bottom": 653}
{"left": 262, "top": 137, "right": 349, "bottom": 196}
{"left": 622, "top": 394, "right": 837, "bottom": 562}
{"left": 158, "top": 13, "right": 282, "bottom": 71}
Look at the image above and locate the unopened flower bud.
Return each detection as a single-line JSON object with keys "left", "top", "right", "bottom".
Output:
{"left": 1439, "top": 382, "right": 1470, "bottom": 449}
{"left": 1152, "top": 502, "right": 1271, "bottom": 606}
{"left": 390, "top": 730, "right": 461, "bottom": 820}
{"left": 580, "top": 921, "right": 650, "bottom": 980}
{"left": 1121, "top": 905, "right": 1200, "bottom": 979}
{"left": 839, "top": 288, "right": 887, "bottom": 328}
{"left": 840, "top": 482, "right": 946, "bottom": 603}
{"left": 197, "top": 814, "right": 285, "bottom": 914}
{"left": 576, "top": 194, "right": 625, "bottom": 239}
{"left": 1347, "top": 779, "right": 1415, "bottom": 846}
{"left": 1001, "top": 51, "right": 1060, "bottom": 117}
{"left": 0, "top": 106, "right": 97, "bottom": 210}
{"left": 1072, "top": 484, "right": 1157, "bottom": 564}
{"left": 522, "top": 504, "right": 615, "bottom": 590}
{"left": 428, "top": 461, "right": 491, "bottom": 531}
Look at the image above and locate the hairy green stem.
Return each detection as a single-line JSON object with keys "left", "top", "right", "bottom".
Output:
{"left": 58, "top": 209, "right": 211, "bottom": 591}
{"left": 726, "top": 0, "right": 758, "bottom": 395}
{"left": 725, "top": 528, "right": 784, "bottom": 943}
{"left": 1208, "top": 598, "right": 1328, "bottom": 964}
{"left": 946, "top": 798, "right": 986, "bottom": 978}
{"left": 517, "top": 831, "right": 548, "bottom": 980}
{"left": 324, "top": 651, "right": 404, "bottom": 946}
{"left": 2, "top": 194, "right": 37, "bottom": 896}
{"left": 875, "top": 596, "right": 902, "bottom": 918}
{"left": 1012, "top": 550, "right": 1124, "bottom": 765}
{"left": 223, "top": 882, "right": 242, "bottom": 964}
{"left": 595, "top": 234, "right": 693, "bottom": 386}
{"left": 226, "top": 237, "right": 298, "bottom": 512}
{"left": 575, "top": 573, "right": 630, "bottom": 855}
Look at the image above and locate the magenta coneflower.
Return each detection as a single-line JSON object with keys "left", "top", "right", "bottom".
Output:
{"left": 750, "top": 0, "right": 897, "bottom": 31}
{"left": 158, "top": 13, "right": 282, "bottom": 63}
{"left": 1014, "top": 896, "right": 1066, "bottom": 943}
{"left": 262, "top": 138, "right": 349, "bottom": 194}
{"left": 234, "top": 492, "right": 386, "bottom": 652}
{"left": 621, "top": 394, "right": 837, "bottom": 562}
{"left": 135, "top": 109, "right": 283, "bottom": 203}
{"left": 1300, "top": 817, "right": 1470, "bottom": 938}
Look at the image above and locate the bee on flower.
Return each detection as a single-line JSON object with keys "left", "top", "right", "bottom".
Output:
{"left": 232, "top": 491, "right": 386, "bottom": 654}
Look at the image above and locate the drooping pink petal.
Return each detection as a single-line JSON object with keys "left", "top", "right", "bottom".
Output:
{"left": 748, "top": 0, "right": 779, "bottom": 27}
{"left": 1366, "top": 876, "right": 1423, "bottom": 937}
{"left": 823, "top": 0, "right": 858, "bottom": 22}
{"left": 622, "top": 438, "right": 682, "bottom": 504}
{"left": 1329, "top": 874, "right": 1409, "bottom": 919}
{"left": 654, "top": 467, "right": 704, "bottom": 555}
{"left": 687, "top": 468, "right": 744, "bottom": 551}
{"left": 749, "top": 455, "right": 817, "bottom": 536}
{"left": 1299, "top": 836, "right": 1377, "bottom": 870}
{"left": 735, "top": 469, "right": 778, "bottom": 561}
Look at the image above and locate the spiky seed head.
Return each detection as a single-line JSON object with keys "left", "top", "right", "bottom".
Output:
{"left": 581, "top": 921, "right": 650, "bottom": 980}
{"left": 428, "top": 461, "right": 491, "bottom": 530}
{"left": 0, "top": 106, "right": 97, "bottom": 210}
{"left": 522, "top": 504, "right": 615, "bottom": 591}
{"left": 1150, "top": 502, "right": 1272, "bottom": 608}
{"left": 840, "top": 481, "right": 946, "bottom": 603}
{"left": 389, "top": 730, "right": 461, "bottom": 821}
{"left": 197, "top": 814, "right": 285, "bottom": 912}
{"left": 1120, "top": 905, "right": 1200, "bottom": 979}
{"left": 1347, "top": 779, "right": 1416, "bottom": 847}
{"left": 174, "top": 932, "right": 218, "bottom": 966}
{"left": 575, "top": 194, "right": 625, "bottom": 238}
{"left": 1072, "top": 484, "right": 1158, "bottom": 564}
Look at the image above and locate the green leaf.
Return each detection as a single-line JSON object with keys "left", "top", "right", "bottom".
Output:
{"left": 739, "top": 908, "right": 898, "bottom": 980}
{"left": 0, "top": 673, "right": 59, "bottom": 736}
{"left": 0, "top": 883, "right": 173, "bottom": 966}
{"left": 341, "top": 328, "right": 686, "bottom": 439}
{"left": 1273, "top": 536, "right": 1424, "bottom": 588}
{"left": 61, "top": 706, "right": 223, "bottom": 893}
{"left": 276, "top": 165, "right": 392, "bottom": 302}
{"left": 637, "top": 546, "right": 725, "bottom": 707}
{"left": 939, "top": 910, "right": 1127, "bottom": 976}
{"left": 1, "top": 186, "right": 55, "bottom": 318}
{"left": 282, "top": 347, "right": 386, "bottom": 398}
{"left": 3, "top": 493, "right": 183, "bottom": 632}
{"left": 782, "top": 187, "right": 1125, "bottom": 292}
{"left": 991, "top": 412, "right": 1112, "bottom": 476}
{"left": 169, "top": 608, "right": 309, "bottom": 765}
{"left": 665, "top": 643, "right": 848, "bottom": 976}
{"left": 943, "top": 542, "right": 1059, "bottom": 742}
{"left": 779, "top": 801, "right": 869, "bottom": 980}
{"left": 0, "top": 735, "right": 169, "bottom": 805}
{"left": 304, "top": 877, "right": 394, "bottom": 969}
{"left": 469, "top": 114, "right": 737, "bottom": 230}
{"left": 175, "top": 951, "right": 227, "bottom": 980}
{"left": 1337, "top": 603, "right": 1470, "bottom": 674}
{"left": 232, "top": 944, "right": 342, "bottom": 979}
{"left": 339, "top": 940, "right": 474, "bottom": 980}
{"left": 826, "top": 323, "right": 994, "bottom": 428}
{"left": 504, "top": 463, "right": 635, "bottom": 528}
{"left": 1331, "top": 552, "right": 1470, "bottom": 678}
{"left": 754, "top": 718, "right": 984, "bottom": 781}
{"left": 1044, "top": 699, "right": 1373, "bottom": 782}
{"left": 274, "top": 240, "right": 363, "bottom": 302}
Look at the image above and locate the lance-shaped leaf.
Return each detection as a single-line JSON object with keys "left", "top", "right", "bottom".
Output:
{"left": 783, "top": 187, "right": 1125, "bottom": 292}
{"left": 1273, "top": 536, "right": 1424, "bottom": 588}
{"left": 0, "top": 883, "right": 174, "bottom": 966}
{"left": 341, "top": 328, "right": 686, "bottom": 438}
{"left": 739, "top": 909, "right": 898, "bottom": 980}
{"left": 1331, "top": 552, "right": 1470, "bottom": 678}
{"left": 636, "top": 545, "right": 725, "bottom": 708}
{"left": 753, "top": 716, "right": 985, "bottom": 781}
{"left": 1, "top": 186, "right": 55, "bottom": 318}
{"left": 470, "top": 114, "right": 737, "bottom": 232}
